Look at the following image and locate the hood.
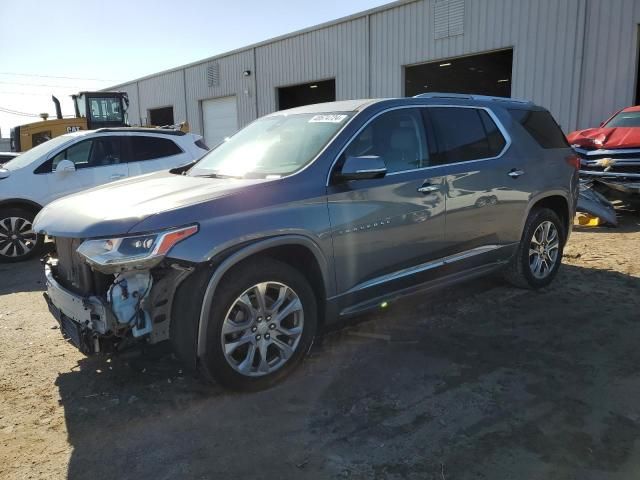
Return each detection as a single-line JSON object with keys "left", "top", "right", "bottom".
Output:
{"left": 567, "top": 127, "right": 640, "bottom": 150}
{"left": 33, "top": 171, "right": 266, "bottom": 238}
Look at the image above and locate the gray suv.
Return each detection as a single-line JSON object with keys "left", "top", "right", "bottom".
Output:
{"left": 34, "top": 94, "right": 579, "bottom": 390}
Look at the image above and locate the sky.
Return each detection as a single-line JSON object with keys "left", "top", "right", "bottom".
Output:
{"left": 0, "top": 0, "right": 390, "bottom": 138}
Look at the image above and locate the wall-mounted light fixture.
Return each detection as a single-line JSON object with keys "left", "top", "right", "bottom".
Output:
{"left": 439, "top": 62, "right": 452, "bottom": 67}
{"left": 310, "top": 84, "right": 318, "bottom": 89}
{"left": 243, "top": 70, "right": 251, "bottom": 77}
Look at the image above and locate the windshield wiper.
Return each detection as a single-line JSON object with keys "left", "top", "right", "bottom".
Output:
{"left": 193, "top": 172, "right": 243, "bottom": 179}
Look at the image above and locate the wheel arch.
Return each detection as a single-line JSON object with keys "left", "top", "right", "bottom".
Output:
{"left": 0, "top": 198, "right": 43, "bottom": 215}
{"left": 195, "top": 235, "right": 333, "bottom": 359}
{"left": 522, "top": 192, "right": 570, "bottom": 239}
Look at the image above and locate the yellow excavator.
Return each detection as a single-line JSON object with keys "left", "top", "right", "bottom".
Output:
{"left": 10, "top": 92, "right": 129, "bottom": 152}
{"left": 10, "top": 92, "right": 190, "bottom": 152}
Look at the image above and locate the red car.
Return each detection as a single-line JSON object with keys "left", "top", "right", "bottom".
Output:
{"left": 568, "top": 106, "right": 640, "bottom": 196}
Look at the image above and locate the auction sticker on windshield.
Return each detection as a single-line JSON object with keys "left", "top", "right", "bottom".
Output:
{"left": 309, "top": 114, "right": 348, "bottom": 123}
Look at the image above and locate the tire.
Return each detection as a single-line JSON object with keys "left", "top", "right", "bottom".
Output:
{"left": 200, "top": 258, "right": 317, "bottom": 391}
{"left": 504, "top": 207, "right": 566, "bottom": 289}
{"left": 0, "top": 208, "right": 44, "bottom": 263}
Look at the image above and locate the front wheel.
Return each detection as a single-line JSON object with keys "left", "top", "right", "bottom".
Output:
{"left": 200, "top": 258, "right": 317, "bottom": 391}
{"left": 0, "top": 208, "right": 44, "bottom": 263}
{"left": 504, "top": 207, "right": 565, "bottom": 289}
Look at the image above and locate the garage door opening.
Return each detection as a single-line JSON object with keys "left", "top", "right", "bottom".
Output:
{"left": 202, "top": 96, "right": 238, "bottom": 148}
{"left": 148, "top": 106, "right": 174, "bottom": 126}
{"left": 278, "top": 79, "right": 336, "bottom": 110}
{"left": 405, "top": 49, "right": 513, "bottom": 98}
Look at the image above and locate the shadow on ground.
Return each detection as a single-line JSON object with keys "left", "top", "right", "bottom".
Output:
{"left": 56, "top": 262, "right": 640, "bottom": 480}
{"left": 0, "top": 257, "right": 46, "bottom": 295}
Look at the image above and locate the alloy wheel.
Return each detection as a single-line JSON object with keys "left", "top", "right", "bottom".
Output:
{"left": 0, "top": 216, "right": 37, "bottom": 258}
{"left": 221, "top": 281, "right": 304, "bottom": 377}
{"left": 529, "top": 220, "right": 560, "bottom": 279}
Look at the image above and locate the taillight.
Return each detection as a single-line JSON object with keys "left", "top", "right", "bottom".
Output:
{"left": 565, "top": 153, "right": 581, "bottom": 169}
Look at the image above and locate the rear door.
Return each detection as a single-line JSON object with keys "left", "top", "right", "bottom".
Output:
{"left": 422, "top": 106, "right": 530, "bottom": 257}
{"left": 126, "top": 135, "right": 191, "bottom": 176}
{"left": 327, "top": 107, "right": 447, "bottom": 311}
{"left": 44, "top": 136, "right": 128, "bottom": 203}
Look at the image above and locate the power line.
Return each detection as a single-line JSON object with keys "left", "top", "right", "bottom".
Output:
{"left": 0, "top": 72, "right": 121, "bottom": 82}
{"left": 0, "top": 90, "right": 74, "bottom": 96}
{"left": 0, "top": 106, "right": 41, "bottom": 117}
{"left": 0, "top": 80, "right": 90, "bottom": 89}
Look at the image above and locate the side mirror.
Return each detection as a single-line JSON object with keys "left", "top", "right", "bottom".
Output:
{"left": 337, "top": 155, "right": 387, "bottom": 181}
{"left": 55, "top": 159, "right": 76, "bottom": 174}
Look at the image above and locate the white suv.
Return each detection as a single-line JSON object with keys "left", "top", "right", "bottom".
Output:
{"left": 0, "top": 128, "right": 208, "bottom": 262}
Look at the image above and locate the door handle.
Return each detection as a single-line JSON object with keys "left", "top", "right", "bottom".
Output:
{"left": 110, "top": 173, "right": 126, "bottom": 180}
{"left": 417, "top": 184, "right": 441, "bottom": 194}
{"left": 508, "top": 169, "right": 525, "bottom": 178}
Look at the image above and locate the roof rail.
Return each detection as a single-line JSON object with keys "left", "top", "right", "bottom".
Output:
{"left": 94, "top": 127, "right": 186, "bottom": 136}
{"left": 413, "top": 92, "right": 473, "bottom": 100}
{"left": 414, "top": 92, "right": 533, "bottom": 105}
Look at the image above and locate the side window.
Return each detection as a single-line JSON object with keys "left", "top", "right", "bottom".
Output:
{"left": 509, "top": 109, "right": 569, "bottom": 149}
{"left": 88, "top": 137, "right": 123, "bottom": 166}
{"left": 342, "top": 109, "right": 428, "bottom": 174}
{"left": 51, "top": 140, "right": 92, "bottom": 170}
{"left": 424, "top": 107, "right": 506, "bottom": 165}
{"left": 50, "top": 137, "right": 124, "bottom": 171}
{"left": 129, "top": 136, "right": 183, "bottom": 161}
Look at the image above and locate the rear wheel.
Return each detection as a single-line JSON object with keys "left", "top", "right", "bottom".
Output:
{"left": 200, "top": 258, "right": 317, "bottom": 390}
{"left": 504, "top": 207, "right": 565, "bottom": 289}
{"left": 0, "top": 208, "right": 43, "bottom": 263}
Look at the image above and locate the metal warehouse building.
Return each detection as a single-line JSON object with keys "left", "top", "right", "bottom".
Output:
{"left": 107, "top": 0, "right": 640, "bottom": 147}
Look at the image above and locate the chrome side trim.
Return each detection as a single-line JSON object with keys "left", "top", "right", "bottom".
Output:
{"left": 326, "top": 104, "right": 513, "bottom": 186}
{"left": 339, "top": 244, "right": 503, "bottom": 296}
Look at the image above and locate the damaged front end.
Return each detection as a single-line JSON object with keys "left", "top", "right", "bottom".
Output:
{"left": 43, "top": 226, "right": 197, "bottom": 355}
{"left": 576, "top": 147, "right": 640, "bottom": 196}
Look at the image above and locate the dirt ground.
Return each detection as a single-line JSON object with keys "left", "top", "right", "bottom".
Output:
{"left": 1, "top": 213, "right": 640, "bottom": 480}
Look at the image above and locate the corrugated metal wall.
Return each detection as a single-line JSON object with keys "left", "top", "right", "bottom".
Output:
{"left": 369, "top": 0, "right": 587, "bottom": 130}
{"left": 255, "top": 17, "right": 369, "bottom": 116}
{"left": 136, "top": 70, "right": 186, "bottom": 126}
{"left": 184, "top": 49, "right": 256, "bottom": 133}
{"left": 579, "top": 0, "right": 640, "bottom": 128}
{"left": 107, "top": 0, "right": 639, "bottom": 135}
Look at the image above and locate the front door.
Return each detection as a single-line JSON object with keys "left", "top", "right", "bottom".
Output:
{"left": 44, "top": 136, "right": 128, "bottom": 204}
{"left": 326, "top": 108, "right": 447, "bottom": 312}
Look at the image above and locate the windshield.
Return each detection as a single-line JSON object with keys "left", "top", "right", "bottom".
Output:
{"left": 3, "top": 135, "right": 76, "bottom": 170}
{"left": 89, "top": 97, "right": 123, "bottom": 123}
{"left": 605, "top": 111, "right": 640, "bottom": 128}
{"left": 188, "top": 112, "right": 353, "bottom": 178}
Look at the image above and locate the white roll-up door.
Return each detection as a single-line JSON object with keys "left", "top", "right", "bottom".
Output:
{"left": 202, "top": 96, "right": 238, "bottom": 148}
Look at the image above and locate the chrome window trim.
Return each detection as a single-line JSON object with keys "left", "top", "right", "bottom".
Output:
{"left": 325, "top": 104, "right": 513, "bottom": 186}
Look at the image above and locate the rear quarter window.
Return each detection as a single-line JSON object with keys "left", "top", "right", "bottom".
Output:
{"left": 129, "top": 136, "right": 183, "bottom": 161}
{"left": 509, "top": 109, "right": 569, "bottom": 149}
{"left": 423, "top": 107, "right": 507, "bottom": 165}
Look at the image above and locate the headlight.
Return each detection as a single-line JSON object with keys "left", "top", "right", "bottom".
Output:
{"left": 77, "top": 225, "right": 198, "bottom": 272}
